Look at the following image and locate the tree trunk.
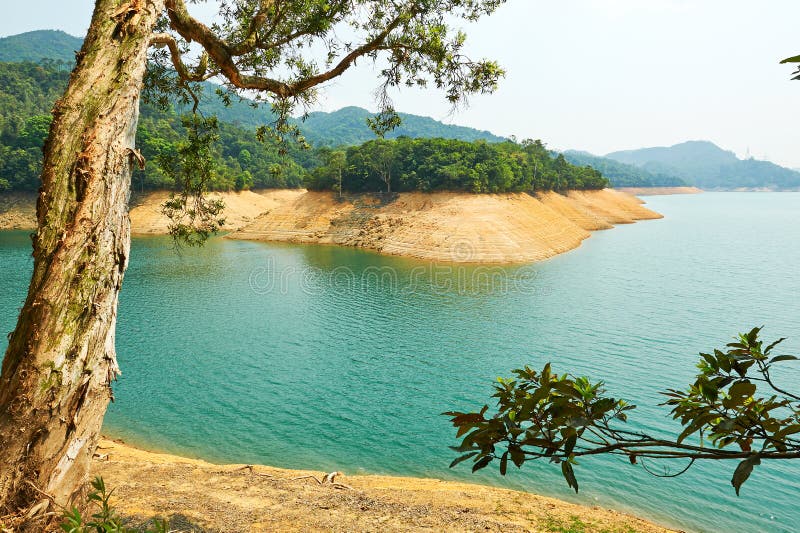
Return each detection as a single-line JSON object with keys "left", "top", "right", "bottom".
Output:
{"left": 0, "top": 0, "right": 163, "bottom": 519}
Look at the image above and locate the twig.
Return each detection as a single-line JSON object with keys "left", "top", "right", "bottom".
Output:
{"left": 292, "top": 471, "right": 344, "bottom": 485}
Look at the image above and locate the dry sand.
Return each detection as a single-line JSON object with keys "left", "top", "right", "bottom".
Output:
{"left": 0, "top": 189, "right": 661, "bottom": 264}
{"left": 128, "top": 189, "right": 305, "bottom": 235}
{"left": 0, "top": 192, "right": 36, "bottom": 230}
{"left": 90, "top": 438, "right": 675, "bottom": 533}
{"left": 231, "top": 189, "right": 662, "bottom": 263}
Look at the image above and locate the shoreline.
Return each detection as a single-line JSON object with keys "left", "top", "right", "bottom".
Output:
{"left": 0, "top": 188, "right": 662, "bottom": 264}
{"left": 92, "top": 436, "right": 676, "bottom": 532}
{"left": 614, "top": 186, "right": 702, "bottom": 196}
{"left": 228, "top": 189, "right": 662, "bottom": 264}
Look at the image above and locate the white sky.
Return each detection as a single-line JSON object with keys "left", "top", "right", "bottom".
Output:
{"left": 3, "top": 1, "right": 799, "bottom": 167}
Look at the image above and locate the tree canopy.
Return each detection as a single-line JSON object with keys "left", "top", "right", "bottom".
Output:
{"left": 0, "top": 59, "right": 610, "bottom": 196}
{"left": 308, "top": 138, "right": 609, "bottom": 193}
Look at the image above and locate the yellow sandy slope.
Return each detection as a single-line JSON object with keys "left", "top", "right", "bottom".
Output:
{"left": 0, "top": 189, "right": 661, "bottom": 264}
{"left": 231, "top": 189, "right": 662, "bottom": 263}
{"left": 128, "top": 189, "right": 305, "bottom": 234}
{"left": 91, "top": 438, "right": 674, "bottom": 532}
{"left": 0, "top": 192, "right": 36, "bottom": 230}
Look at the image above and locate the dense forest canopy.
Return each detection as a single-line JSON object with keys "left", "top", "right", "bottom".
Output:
{"left": 0, "top": 30, "right": 83, "bottom": 63}
{"left": 308, "top": 138, "right": 608, "bottom": 193}
{"left": 0, "top": 61, "right": 311, "bottom": 191}
{"left": 0, "top": 59, "right": 607, "bottom": 194}
{"left": 299, "top": 106, "right": 506, "bottom": 146}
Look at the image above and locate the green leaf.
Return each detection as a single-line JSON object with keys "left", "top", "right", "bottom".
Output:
{"left": 769, "top": 354, "right": 798, "bottom": 364}
{"left": 781, "top": 55, "right": 800, "bottom": 64}
{"left": 731, "top": 455, "right": 760, "bottom": 496}
{"left": 564, "top": 434, "right": 578, "bottom": 456}
{"left": 561, "top": 461, "right": 579, "bottom": 493}
{"left": 728, "top": 381, "right": 757, "bottom": 401}
{"left": 500, "top": 451, "right": 509, "bottom": 476}
{"left": 472, "top": 454, "right": 493, "bottom": 473}
{"left": 449, "top": 452, "right": 478, "bottom": 469}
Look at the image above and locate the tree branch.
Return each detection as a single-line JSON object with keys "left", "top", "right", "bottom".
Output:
{"left": 165, "top": 0, "right": 414, "bottom": 98}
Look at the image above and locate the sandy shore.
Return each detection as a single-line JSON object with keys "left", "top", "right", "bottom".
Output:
{"left": 230, "top": 189, "right": 662, "bottom": 263}
{"left": 615, "top": 187, "right": 702, "bottom": 196}
{"left": 91, "top": 438, "right": 675, "bottom": 533}
{"left": 128, "top": 189, "right": 306, "bottom": 234}
{"left": 0, "top": 192, "right": 37, "bottom": 230}
{"left": 0, "top": 188, "right": 661, "bottom": 264}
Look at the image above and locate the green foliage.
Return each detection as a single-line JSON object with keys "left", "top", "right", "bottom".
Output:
{"left": 0, "top": 60, "right": 307, "bottom": 193}
{"left": 159, "top": 115, "right": 227, "bottom": 246}
{"left": 299, "top": 106, "right": 506, "bottom": 147}
{"left": 446, "top": 328, "right": 800, "bottom": 496}
{"left": 781, "top": 54, "right": 800, "bottom": 80}
{"left": 0, "top": 61, "right": 70, "bottom": 191}
{"left": 60, "top": 476, "right": 167, "bottom": 533}
{"left": 314, "top": 137, "right": 608, "bottom": 194}
{"left": 366, "top": 107, "right": 402, "bottom": 139}
{"left": 563, "top": 150, "right": 686, "bottom": 188}
{"left": 0, "top": 30, "right": 83, "bottom": 63}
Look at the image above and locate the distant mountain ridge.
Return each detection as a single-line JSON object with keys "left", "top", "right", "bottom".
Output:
{"left": 297, "top": 106, "right": 506, "bottom": 146}
{"left": 606, "top": 141, "right": 800, "bottom": 190}
{"left": 0, "top": 30, "right": 82, "bottom": 63}
{"left": 0, "top": 30, "right": 505, "bottom": 146}
{"left": 563, "top": 150, "right": 686, "bottom": 188}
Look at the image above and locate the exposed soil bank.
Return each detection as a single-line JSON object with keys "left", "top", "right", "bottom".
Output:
{"left": 0, "top": 190, "right": 306, "bottom": 234}
{"left": 0, "top": 192, "right": 37, "bottom": 230}
{"left": 231, "top": 189, "right": 662, "bottom": 263}
{"left": 128, "top": 189, "right": 306, "bottom": 234}
{"left": 0, "top": 189, "right": 661, "bottom": 263}
{"left": 615, "top": 187, "right": 702, "bottom": 196}
{"left": 91, "top": 438, "right": 674, "bottom": 533}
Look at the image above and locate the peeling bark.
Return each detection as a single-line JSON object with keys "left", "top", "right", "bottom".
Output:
{"left": 0, "top": 0, "right": 165, "bottom": 519}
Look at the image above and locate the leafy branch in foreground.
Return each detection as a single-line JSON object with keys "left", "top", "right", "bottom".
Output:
{"left": 781, "top": 54, "right": 800, "bottom": 80}
{"left": 159, "top": 114, "right": 226, "bottom": 247}
{"left": 445, "top": 327, "right": 800, "bottom": 495}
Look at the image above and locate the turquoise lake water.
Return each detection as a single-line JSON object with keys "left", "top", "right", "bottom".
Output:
{"left": 2, "top": 192, "right": 800, "bottom": 532}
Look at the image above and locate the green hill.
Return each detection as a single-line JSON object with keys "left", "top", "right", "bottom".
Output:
{"left": 298, "top": 106, "right": 506, "bottom": 146}
{"left": 563, "top": 150, "right": 686, "bottom": 188}
{"left": 606, "top": 141, "right": 800, "bottom": 190}
{"left": 0, "top": 30, "right": 504, "bottom": 146}
{"left": 0, "top": 61, "right": 310, "bottom": 192}
{"left": 0, "top": 30, "right": 83, "bottom": 63}
{"left": 0, "top": 60, "right": 602, "bottom": 195}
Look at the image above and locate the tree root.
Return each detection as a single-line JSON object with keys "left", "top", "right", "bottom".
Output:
{"left": 0, "top": 481, "right": 61, "bottom": 531}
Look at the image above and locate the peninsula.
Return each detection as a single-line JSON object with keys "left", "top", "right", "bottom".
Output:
{"left": 0, "top": 188, "right": 661, "bottom": 264}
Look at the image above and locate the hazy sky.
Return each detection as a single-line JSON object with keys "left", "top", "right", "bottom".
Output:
{"left": 3, "top": 1, "right": 799, "bottom": 167}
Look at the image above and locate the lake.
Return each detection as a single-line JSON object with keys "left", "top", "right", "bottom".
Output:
{"left": 2, "top": 192, "right": 799, "bottom": 532}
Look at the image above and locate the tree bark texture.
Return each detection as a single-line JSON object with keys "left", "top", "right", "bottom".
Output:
{"left": 0, "top": 0, "right": 164, "bottom": 517}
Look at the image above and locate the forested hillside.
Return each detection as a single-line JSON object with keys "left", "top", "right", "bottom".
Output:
{"left": 0, "top": 30, "right": 82, "bottom": 63}
{"left": 299, "top": 106, "right": 506, "bottom": 146}
{"left": 606, "top": 141, "right": 800, "bottom": 190}
{"left": 0, "top": 30, "right": 617, "bottom": 196}
{"left": 0, "top": 31, "right": 506, "bottom": 144}
{"left": 563, "top": 151, "right": 686, "bottom": 187}
{"left": 308, "top": 139, "right": 607, "bottom": 193}
{"left": 0, "top": 61, "right": 311, "bottom": 192}
{"left": 0, "top": 59, "right": 606, "bottom": 194}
